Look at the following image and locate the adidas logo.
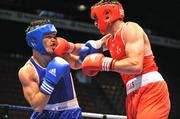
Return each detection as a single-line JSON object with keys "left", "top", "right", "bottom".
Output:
{"left": 48, "top": 68, "right": 56, "bottom": 77}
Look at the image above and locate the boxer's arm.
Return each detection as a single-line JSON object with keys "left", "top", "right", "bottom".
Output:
{"left": 18, "top": 65, "right": 50, "bottom": 112}
{"left": 79, "top": 34, "right": 112, "bottom": 62}
{"left": 40, "top": 57, "right": 70, "bottom": 95}
{"left": 65, "top": 35, "right": 112, "bottom": 69}
{"left": 111, "top": 22, "right": 144, "bottom": 74}
{"left": 62, "top": 53, "right": 82, "bottom": 70}
{"left": 71, "top": 43, "right": 84, "bottom": 55}
{"left": 71, "top": 34, "right": 111, "bottom": 55}
{"left": 99, "top": 33, "right": 112, "bottom": 52}
{"left": 81, "top": 23, "right": 145, "bottom": 75}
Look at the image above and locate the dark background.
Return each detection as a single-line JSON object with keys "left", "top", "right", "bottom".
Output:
{"left": 0, "top": 0, "right": 180, "bottom": 118}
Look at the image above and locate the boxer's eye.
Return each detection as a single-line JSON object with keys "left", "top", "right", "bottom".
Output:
{"left": 105, "top": 11, "right": 109, "bottom": 15}
{"left": 105, "top": 11, "right": 110, "bottom": 20}
{"left": 93, "top": 15, "right": 97, "bottom": 20}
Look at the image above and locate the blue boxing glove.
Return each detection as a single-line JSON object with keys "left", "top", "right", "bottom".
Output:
{"left": 79, "top": 34, "right": 112, "bottom": 62}
{"left": 40, "top": 57, "right": 70, "bottom": 95}
{"left": 79, "top": 40, "right": 103, "bottom": 62}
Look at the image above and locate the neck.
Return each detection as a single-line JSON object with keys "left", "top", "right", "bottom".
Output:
{"left": 109, "top": 20, "right": 124, "bottom": 35}
{"left": 33, "top": 51, "right": 53, "bottom": 67}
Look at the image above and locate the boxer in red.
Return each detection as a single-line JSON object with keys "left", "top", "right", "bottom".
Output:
{"left": 79, "top": 0, "right": 171, "bottom": 118}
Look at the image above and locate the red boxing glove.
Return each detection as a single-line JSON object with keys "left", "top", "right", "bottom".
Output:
{"left": 83, "top": 70, "right": 99, "bottom": 77}
{"left": 54, "top": 37, "right": 75, "bottom": 57}
{"left": 82, "top": 53, "right": 115, "bottom": 76}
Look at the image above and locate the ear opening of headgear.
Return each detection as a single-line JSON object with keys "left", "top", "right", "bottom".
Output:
{"left": 25, "top": 19, "right": 57, "bottom": 55}
{"left": 91, "top": 0, "right": 124, "bottom": 35}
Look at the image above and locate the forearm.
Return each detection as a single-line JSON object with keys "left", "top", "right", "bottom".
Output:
{"left": 99, "top": 38, "right": 108, "bottom": 52}
{"left": 62, "top": 54, "right": 82, "bottom": 70}
{"left": 71, "top": 43, "right": 84, "bottom": 55}
{"left": 81, "top": 53, "right": 143, "bottom": 77}
{"left": 72, "top": 58, "right": 82, "bottom": 70}
{"left": 25, "top": 90, "right": 50, "bottom": 112}
{"left": 113, "top": 57, "right": 143, "bottom": 74}
{"left": 32, "top": 92, "right": 50, "bottom": 112}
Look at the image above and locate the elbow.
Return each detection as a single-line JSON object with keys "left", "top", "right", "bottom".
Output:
{"left": 71, "top": 60, "right": 81, "bottom": 70}
{"left": 133, "top": 65, "right": 143, "bottom": 74}
{"left": 31, "top": 102, "right": 45, "bottom": 112}
{"left": 32, "top": 106, "right": 44, "bottom": 112}
{"left": 26, "top": 92, "right": 48, "bottom": 112}
{"left": 131, "top": 60, "right": 143, "bottom": 74}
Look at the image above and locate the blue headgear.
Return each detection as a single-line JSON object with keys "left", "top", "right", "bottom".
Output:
{"left": 26, "top": 24, "right": 57, "bottom": 55}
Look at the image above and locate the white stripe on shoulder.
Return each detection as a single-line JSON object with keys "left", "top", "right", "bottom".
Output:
{"left": 28, "top": 57, "right": 40, "bottom": 84}
{"left": 114, "top": 22, "right": 128, "bottom": 45}
{"left": 31, "top": 56, "right": 46, "bottom": 69}
{"left": 120, "top": 22, "right": 129, "bottom": 45}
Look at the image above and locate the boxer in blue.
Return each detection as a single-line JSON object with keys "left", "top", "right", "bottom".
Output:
{"left": 18, "top": 19, "right": 82, "bottom": 119}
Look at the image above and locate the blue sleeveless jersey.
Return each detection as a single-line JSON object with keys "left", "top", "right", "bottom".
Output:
{"left": 28, "top": 57, "right": 82, "bottom": 119}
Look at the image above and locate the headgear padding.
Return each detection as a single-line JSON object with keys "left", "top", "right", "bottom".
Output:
{"left": 91, "top": 2, "right": 124, "bottom": 35}
{"left": 26, "top": 24, "right": 57, "bottom": 55}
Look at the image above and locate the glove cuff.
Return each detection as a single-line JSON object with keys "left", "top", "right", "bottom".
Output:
{"left": 101, "top": 57, "right": 112, "bottom": 71}
{"left": 110, "top": 59, "right": 116, "bottom": 71}
{"left": 40, "top": 79, "right": 55, "bottom": 95}
{"left": 101, "top": 57, "right": 116, "bottom": 72}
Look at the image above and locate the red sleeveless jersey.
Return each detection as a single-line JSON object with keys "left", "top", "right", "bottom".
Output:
{"left": 107, "top": 29, "right": 158, "bottom": 84}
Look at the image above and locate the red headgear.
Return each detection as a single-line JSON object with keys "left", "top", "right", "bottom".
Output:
{"left": 91, "top": 3, "right": 124, "bottom": 35}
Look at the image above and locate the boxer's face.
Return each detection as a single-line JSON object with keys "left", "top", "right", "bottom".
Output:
{"left": 43, "top": 33, "right": 56, "bottom": 54}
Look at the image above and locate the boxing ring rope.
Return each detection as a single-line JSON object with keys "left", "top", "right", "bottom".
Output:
{"left": 0, "top": 104, "right": 127, "bottom": 119}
